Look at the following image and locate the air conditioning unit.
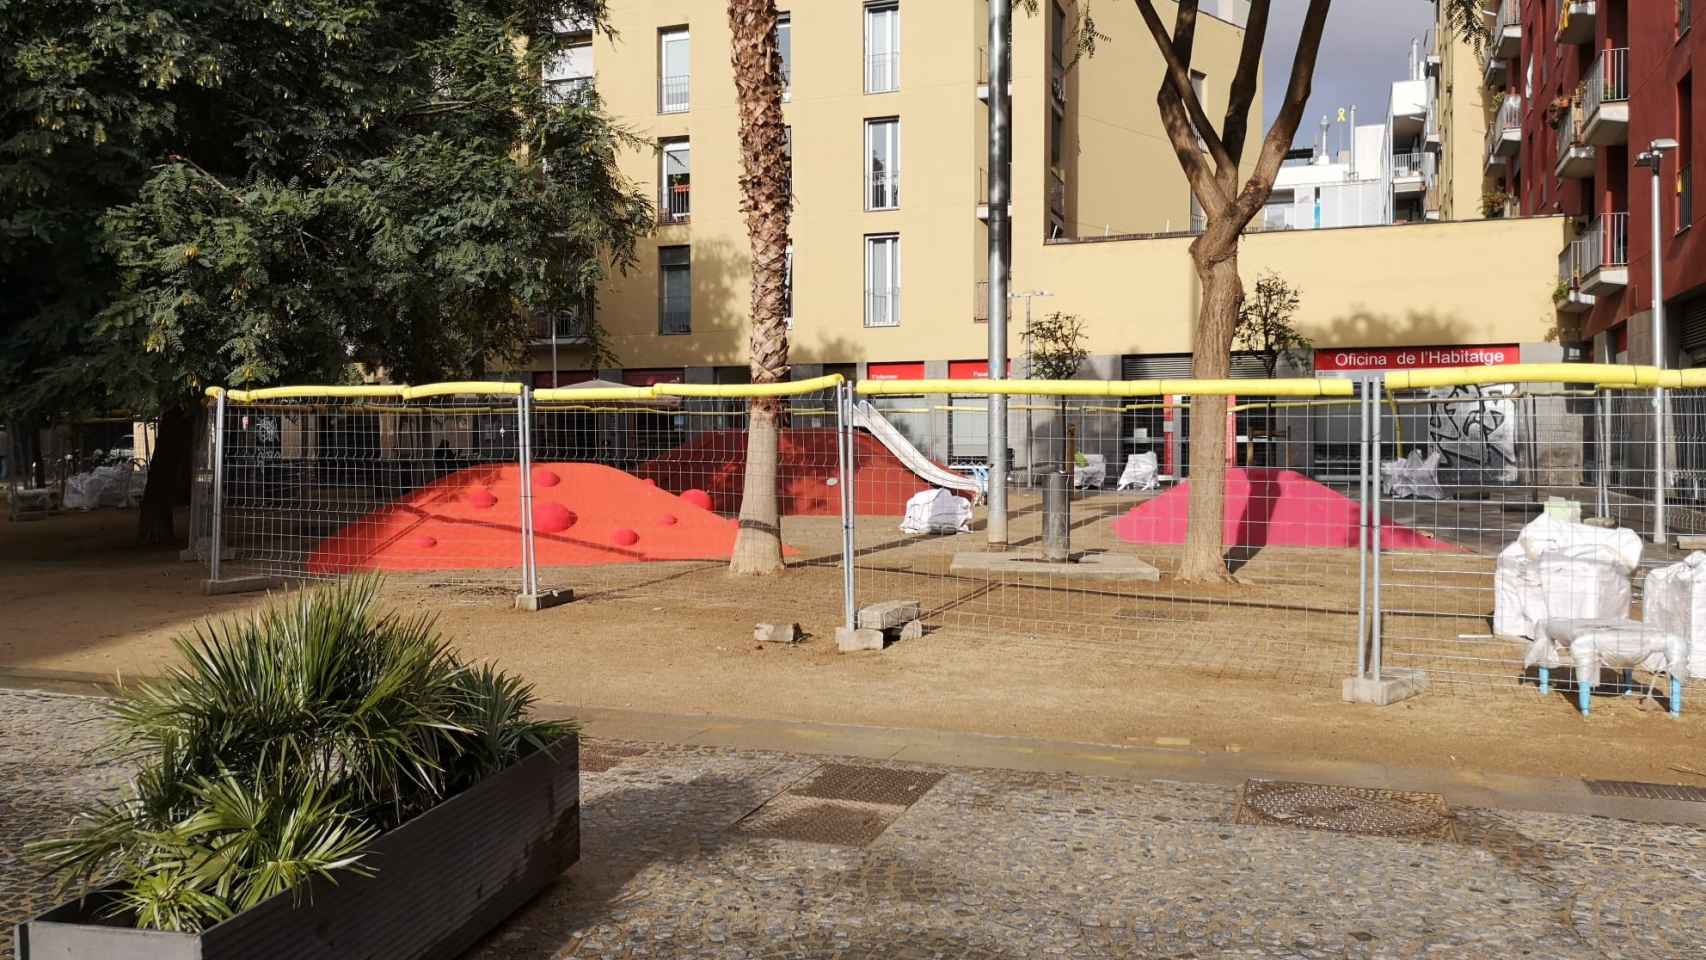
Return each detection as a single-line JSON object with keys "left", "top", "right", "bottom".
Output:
{"left": 1051, "top": 77, "right": 1067, "bottom": 104}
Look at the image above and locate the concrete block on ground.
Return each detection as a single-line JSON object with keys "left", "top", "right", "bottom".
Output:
{"left": 1678, "top": 535, "right": 1706, "bottom": 551}
{"left": 948, "top": 551, "right": 1160, "bottom": 581}
{"left": 897, "top": 619, "right": 924, "bottom": 643}
{"left": 202, "top": 576, "right": 279, "bottom": 597}
{"left": 1342, "top": 668, "right": 1428, "bottom": 706}
{"left": 515, "top": 589, "right": 574, "bottom": 612}
{"left": 755, "top": 622, "right": 802, "bottom": 644}
{"left": 858, "top": 599, "right": 922, "bottom": 630}
{"left": 836, "top": 627, "right": 886, "bottom": 653}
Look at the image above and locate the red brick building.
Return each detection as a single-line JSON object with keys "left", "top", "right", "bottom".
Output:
{"left": 1494, "top": 0, "right": 1704, "bottom": 363}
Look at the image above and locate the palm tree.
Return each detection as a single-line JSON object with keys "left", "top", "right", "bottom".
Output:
{"left": 726, "top": 0, "right": 792, "bottom": 575}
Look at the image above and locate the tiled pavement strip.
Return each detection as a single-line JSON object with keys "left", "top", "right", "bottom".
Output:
{"left": 4, "top": 689, "right": 1706, "bottom": 958}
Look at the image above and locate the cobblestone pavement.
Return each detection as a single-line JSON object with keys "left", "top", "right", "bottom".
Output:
{"left": 0, "top": 690, "right": 125, "bottom": 956}
{"left": 4, "top": 690, "right": 1706, "bottom": 959}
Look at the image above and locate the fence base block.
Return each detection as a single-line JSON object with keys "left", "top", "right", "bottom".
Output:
{"left": 836, "top": 627, "right": 886, "bottom": 652}
{"left": 515, "top": 590, "right": 574, "bottom": 612}
{"left": 202, "top": 576, "right": 279, "bottom": 597}
{"left": 1341, "top": 668, "right": 1428, "bottom": 707}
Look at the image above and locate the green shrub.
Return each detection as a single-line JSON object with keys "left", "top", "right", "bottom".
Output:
{"left": 29, "top": 576, "right": 571, "bottom": 932}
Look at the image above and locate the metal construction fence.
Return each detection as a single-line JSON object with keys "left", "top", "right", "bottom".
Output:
{"left": 202, "top": 363, "right": 1706, "bottom": 700}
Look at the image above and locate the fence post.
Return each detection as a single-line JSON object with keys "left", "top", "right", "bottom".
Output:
{"left": 1371, "top": 381, "right": 1385, "bottom": 684}
{"left": 209, "top": 390, "right": 226, "bottom": 582}
{"left": 837, "top": 381, "right": 857, "bottom": 631}
{"left": 513, "top": 386, "right": 568, "bottom": 611}
{"left": 1597, "top": 388, "right": 1612, "bottom": 519}
{"left": 1356, "top": 379, "right": 1370, "bottom": 679}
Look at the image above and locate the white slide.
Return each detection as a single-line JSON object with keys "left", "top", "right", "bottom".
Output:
{"left": 853, "top": 401, "right": 985, "bottom": 500}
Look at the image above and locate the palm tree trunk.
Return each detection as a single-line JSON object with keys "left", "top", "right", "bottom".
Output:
{"left": 727, "top": 0, "right": 791, "bottom": 576}
{"left": 1178, "top": 243, "right": 1243, "bottom": 582}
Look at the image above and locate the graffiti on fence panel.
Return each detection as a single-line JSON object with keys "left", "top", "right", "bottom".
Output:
{"left": 1426, "top": 383, "right": 1518, "bottom": 484}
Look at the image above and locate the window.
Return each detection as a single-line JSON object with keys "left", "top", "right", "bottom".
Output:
{"left": 1049, "top": 110, "right": 1064, "bottom": 169}
{"left": 864, "top": 2, "right": 899, "bottom": 94}
{"left": 544, "top": 25, "right": 594, "bottom": 103}
{"left": 777, "top": 13, "right": 791, "bottom": 99}
{"left": 659, "top": 28, "right": 689, "bottom": 113}
{"left": 865, "top": 118, "right": 899, "bottom": 210}
{"left": 1681, "top": 74, "right": 1695, "bottom": 231}
{"left": 659, "top": 246, "right": 691, "bottom": 334}
{"left": 1189, "top": 70, "right": 1208, "bottom": 149}
{"left": 864, "top": 234, "right": 900, "bottom": 327}
{"left": 661, "top": 139, "right": 690, "bottom": 224}
{"left": 1051, "top": 2, "right": 1068, "bottom": 70}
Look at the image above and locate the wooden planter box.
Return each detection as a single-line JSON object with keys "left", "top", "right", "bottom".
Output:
{"left": 15, "top": 737, "right": 579, "bottom": 960}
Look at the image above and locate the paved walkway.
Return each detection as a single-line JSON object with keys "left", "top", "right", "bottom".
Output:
{"left": 4, "top": 689, "right": 1706, "bottom": 958}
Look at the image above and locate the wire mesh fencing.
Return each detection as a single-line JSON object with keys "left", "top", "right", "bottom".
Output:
{"left": 844, "top": 380, "right": 1368, "bottom": 684}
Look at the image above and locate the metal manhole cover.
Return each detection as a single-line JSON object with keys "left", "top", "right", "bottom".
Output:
{"left": 579, "top": 742, "right": 650, "bottom": 773}
{"left": 1585, "top": 779, "right": 1706, "bottom": 802}
{"left": 731, "top": 795, "right": 898, "bottom": 847}
{"left": 1234, "top": 780, "right": 1456, "bottom": 840}
{"left": 788, "top": 763, "right": 944, "bottom": 807}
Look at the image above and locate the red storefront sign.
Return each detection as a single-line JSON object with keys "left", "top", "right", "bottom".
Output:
{"left": 946, "top": 359, "right": 1015, "bottom": 379}
{"left": 1313, "top": 344, "right": 1520, "bottom": 372}
{"left": 621, "top": 368, "right": 685, "bottom": 387}
{"left": 866, "top": 361, "right": 925, "bottom": 380}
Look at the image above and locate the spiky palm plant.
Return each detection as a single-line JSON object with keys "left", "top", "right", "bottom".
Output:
{"left": 29, "top": 576, "right": 572, "bottom": 932}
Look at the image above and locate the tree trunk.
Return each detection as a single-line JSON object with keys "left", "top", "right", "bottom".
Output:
{"left": 1178, "top": 242, "right": 1244, "bottom": 582}
{"left": 138, "top": 403, "right": 192, "bottom": 547}
{"left": 727, "top": 0, "right": 791, "bottom": 575}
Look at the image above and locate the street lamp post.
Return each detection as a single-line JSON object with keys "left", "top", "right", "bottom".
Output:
{"left": 1637, "top": 138, "right": 1679, "bottom": 545}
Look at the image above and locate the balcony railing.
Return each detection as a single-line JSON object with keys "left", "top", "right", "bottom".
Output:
{"left": 545, "top": 75, "right": 595, "bottom": 104}
{"left": 1581, "top": 212, "right": 1630, "bottom": 275}
{"left": 659, "top": 74, "right": 690, "bottom": 113}
{"left": 1490, "top": 0, "right": 1520, "bottom": 49}
{"left": 1392, "top": 151, "right": 1430, "bottom": 179}
{"left": 865, "top": 52, "right": 899, "bottom": 94}
{"left": 866, "top": 171, "right": 898, "bottom": 210}
{"left": 1484, "top": 95, "right": 1522, "bottom": 165}
{"left": 973, "top": 281, "right": 989, "bottom": 323}
{"left": 536, "top": 312, "right": 590, "bottom": 343}
{"left": 1555, "top": 99, "right": 1579, "bottom": 157}
{"left": 864, "top": 289, "right": 901, "bottom": 328}
{"left": 1583, "top": 48, "right": 1629, "bottom": 119}
{"left": 660, "top": 180, "right": 690, "bottom": 224}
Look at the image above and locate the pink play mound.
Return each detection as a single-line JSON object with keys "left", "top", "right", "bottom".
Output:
{"left": 307, "top": 462, "right": 793, "bottom": 574}
{"left": 638, "top": 428, "right": 937, "bottom": 516}
{"left": 1111, "top": 468, "right": 1461, "bottom": 552}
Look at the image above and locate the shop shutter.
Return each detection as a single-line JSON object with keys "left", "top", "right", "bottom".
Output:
{"left": 1680, "top": 295, "right": 1706, "bottom": 363}
{"left": 1120, "top": 353, "right": 1269, "bottom": 380}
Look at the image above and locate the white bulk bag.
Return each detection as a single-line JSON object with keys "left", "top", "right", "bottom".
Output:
{"left": 1643, "top": 552, "right": 1706, "bottom": 678}
{"left": 900, "top": 488, "right": 972, "bottom": 535}
{"left": 1116, "top": 452, "right": 1160, "bottom": 492}
{"left": 1379, "top": 449, "right": 1445, "bottom": 500}
{"left": 1493, "top": 515, "right": 1643, "bottom": 640}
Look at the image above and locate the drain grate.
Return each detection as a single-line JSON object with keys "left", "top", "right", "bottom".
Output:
{"left": 579, "top": 742, "right": 650, "bottom": 773}
{"left": 1585, "top": 779, "right": 1706, "bottom": 802}
{"left": 788, "top": 763, "right": 944, "bottom": 807}
{"left": 1234, "top": 780, "right": 1456, "bottom": 841}
{"left": 731, "top": 795, "right": 900, "bottom": 847}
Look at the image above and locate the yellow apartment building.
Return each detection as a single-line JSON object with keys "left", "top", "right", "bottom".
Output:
{"left": 1425, "top": 0, "right": 1493, "bottom": 222}
{"left": 525, "top": 1, "right": 1563, "bottom": 403}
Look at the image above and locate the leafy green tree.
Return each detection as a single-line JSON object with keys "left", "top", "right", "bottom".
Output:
{"left": 1, "top": 0, "right": 651, "bottom": 543}
{"left": 1024, "top": 311, "right": 1088, "bottom": 471}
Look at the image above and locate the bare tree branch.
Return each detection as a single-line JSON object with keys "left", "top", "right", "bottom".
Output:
{"left": 1132, "top": 0, "right": 1233, "bottom": 180}
{"left": 1234, "top": 0, "right": 1331, "bottom": 223}
{"left": 1219, "top": 0, "right": 1272, "bottom": 164}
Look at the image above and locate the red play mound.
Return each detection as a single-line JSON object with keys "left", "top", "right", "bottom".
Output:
{"left": 1111, "top": 468, "right": 1460, "bottom": 552}
{"left": 308, "top": 462, "right": 790, "bottom": 574}
{"left": 638, "top": 428, "right": 937, "bottom": 516}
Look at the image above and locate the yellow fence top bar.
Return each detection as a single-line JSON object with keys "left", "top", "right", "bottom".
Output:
{"left": 854, "top": 378, "right": 1353, "bottom": 398}
{"left": 533, "top": 386, "right": 660, "bottom": 402}
{"left": 655, "top": 373, "right": 844, "bottom": 399}
{"left": 400, "top": 381, "right": 523, "bottom": 399}
{"left": 1382, "top": 363, "right": 1667, "bottom": 390}
{"left": 208, "top": 385, "right": 408, "bottom": 402}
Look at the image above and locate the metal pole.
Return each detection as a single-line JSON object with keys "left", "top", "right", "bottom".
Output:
{"left": 210, "top": 391, "right": 226, "bottom": 582}
{"left": 1597, "top": 388, "right": 1612, "bottom": 519}
{"left": 517, "top": 388, "right": 537, "bottom": 597}
{"left": 1651, "top": 156, "right": 1668, "bottom": 545}
{"left": 986, "top": 0, "right": 1012, "bottom": 548}
{"left": 837, "top": 382, "right": 857, "bottom": 631}
{"left": 1356, "top": 381, "right": 1370, "bottom": 678}
{"left": 1371, "top": 381, "right": 1385, "bottom": 683}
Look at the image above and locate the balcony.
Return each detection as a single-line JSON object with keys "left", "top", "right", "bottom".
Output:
{"left": 1581, "top": 48, "right": 1629, "bottom": 146}
{"left": 534, "top": 312, "right": 591, "bottom": 344}
{"left": 1484, "top": 95, "right": 1522, "bottom": 170}
{"left": 975, "top": 166, "right": 1012, "bottom": 221}
{"left": 1555, "top": 240, "right": 1596, "bottom": 314}
{"left": 1425, "top": 101, "right": 1441, "bottom": 148}
{"left": 659, "top": 74, "right": 689, "bottom": 114}
{"left": 1554, "top": 100, "right": 1595, "bottom": 178}
{"left": 1488, "top": 1, "right": 1521, "bottom": 59}
{"left": 1555, "top": 1, "right": 1596, "bottom": 45}
{"left": 660, "top": 179, "right": 690, "bottom": 225}
{"left": 973, "top": 280, "right": 989, "bottom": 323}
{"left": 1579, "top": 212, "right": 1629, "bottom": 295}
{"left": 1391, "top": 151, "right": 1431, "bottom": 196}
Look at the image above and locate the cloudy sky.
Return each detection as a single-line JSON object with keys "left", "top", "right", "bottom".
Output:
{"left": 1261, "top": 0, "right": 1435, "bottom": 148}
